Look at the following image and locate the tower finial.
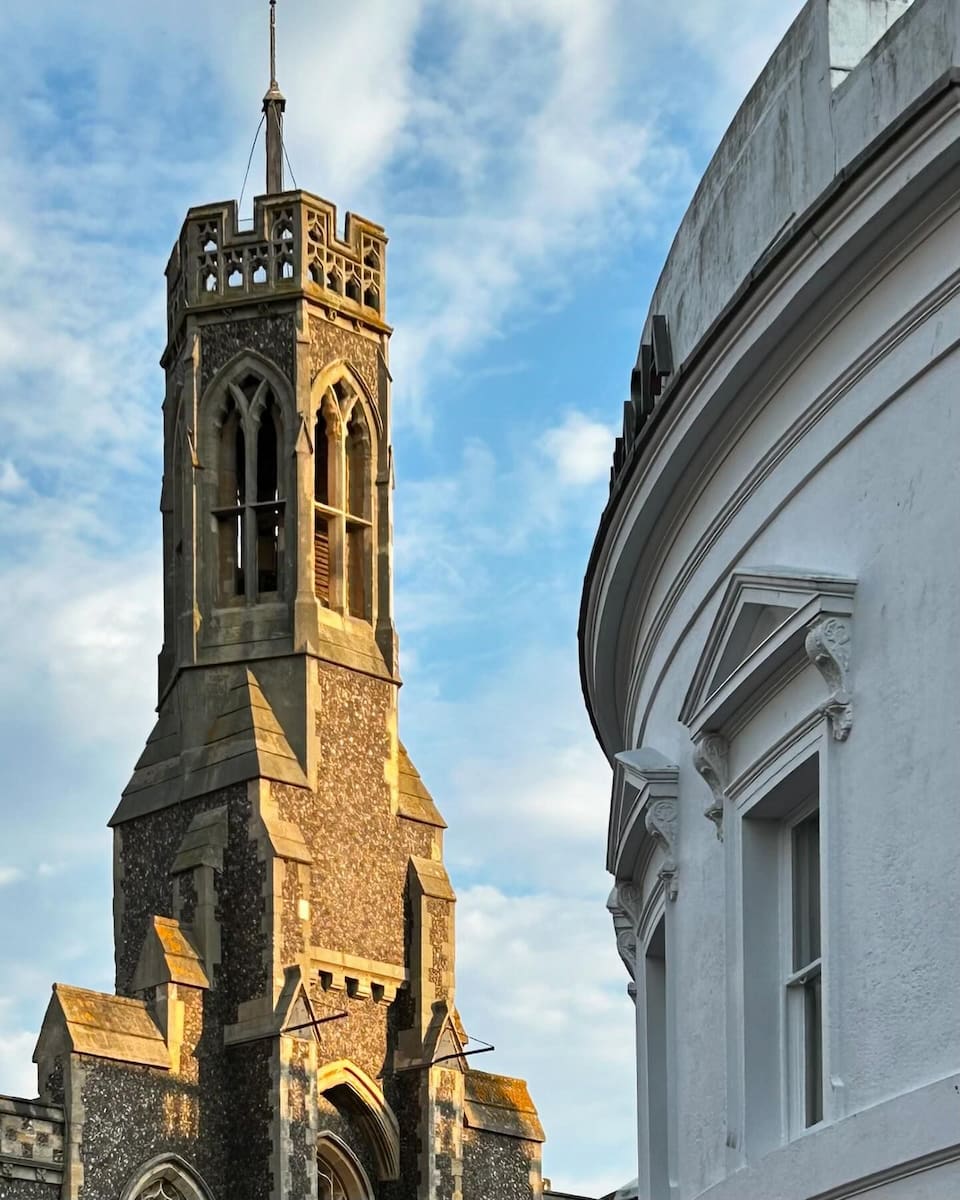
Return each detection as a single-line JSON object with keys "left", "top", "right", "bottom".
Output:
{"left": 263, "top": 0, "right": 286, "bottom": 194}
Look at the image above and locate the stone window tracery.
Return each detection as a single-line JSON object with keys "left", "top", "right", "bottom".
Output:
{"left": 318, "top": 1157, "right": 350, "bottom": 1200}
{"left": 212, "top": 372, "right": 286, "bottom": 603}
{"left": 137, "top": 1182, "right": 187, "bottom": 1200}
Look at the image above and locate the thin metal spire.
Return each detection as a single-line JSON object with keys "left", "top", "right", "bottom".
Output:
{"left": 263, "top": 0, "right": 286, "bottom": 194}
{"left": 269, "top": 0, "right": 278, "bottom": 88}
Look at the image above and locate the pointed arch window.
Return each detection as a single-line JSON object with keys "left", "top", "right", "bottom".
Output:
{"left": 317, "top": 1133, "right": 373, "bottom": 1200}
{"left": 120, "top": 1155, "right": 212, "bottom": 1200}
{"left": 312, "top": 378, "right": 374, "bottom": 619}
{"left": 213, "top": 373, "right": 286, "bottom": 603}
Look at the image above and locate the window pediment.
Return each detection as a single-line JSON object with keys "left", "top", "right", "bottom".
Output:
{"left": 679, "top": 569, "right": 857, "bottom": 743}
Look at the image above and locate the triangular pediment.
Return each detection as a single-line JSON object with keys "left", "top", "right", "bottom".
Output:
{"left": 679, "top": 569, "right": 856, "bottom": 737}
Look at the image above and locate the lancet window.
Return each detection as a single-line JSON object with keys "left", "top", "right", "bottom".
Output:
{"left": 213, "top": 373, "right": 286, "bottom": 603}
{"left": 313, "top": 378, "right": 374, "bottom": 620}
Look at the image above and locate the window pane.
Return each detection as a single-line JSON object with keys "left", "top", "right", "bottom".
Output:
{"left": 256, "top": 504, "right": 284, "bottom": 594}
{"left": 792, "top": 812, "right": 820, "bottom": 971}
{"left": 804, "top": 973, "right": 823, "bottom": 1126}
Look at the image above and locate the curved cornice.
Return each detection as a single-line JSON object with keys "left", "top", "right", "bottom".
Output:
{"left": 579, "top": 71, "right": 960, "bottom": 758}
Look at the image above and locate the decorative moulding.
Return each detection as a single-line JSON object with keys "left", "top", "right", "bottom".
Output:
{"left": 680, "top": 569, "right": 857, "bottom": 746}
{"left": 610, "top": 749, "right": 680, "bottom": 899}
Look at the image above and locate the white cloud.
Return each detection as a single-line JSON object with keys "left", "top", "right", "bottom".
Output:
{"left": 0, "top": 1031, "right": 36, "bottom": 1100}
{"left": 0, "top": 461, "right": 25, "bottom": 495}
{"left": 540, "top": 411, "right": 617, "bottom": 486}
{"left": 0, "top": 867, "right": 23, "bottom": 887}
{"left": 456, "top": 883, "right": 636, "bottom": 1197}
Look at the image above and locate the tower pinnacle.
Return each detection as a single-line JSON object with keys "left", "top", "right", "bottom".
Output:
{"left": 263, "top": 0, "right": 286, "bottom": 193}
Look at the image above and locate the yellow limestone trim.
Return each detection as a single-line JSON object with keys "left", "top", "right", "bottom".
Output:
{"left": 316, "top": 1059, "right": 400, "bottom": 1181}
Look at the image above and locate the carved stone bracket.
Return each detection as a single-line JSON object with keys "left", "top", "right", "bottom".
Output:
{"left": 805, "top": 617, "right": 853, "bottom": 740}
{"left": 612, "top": 748, "right": 676, "bottom": 892}
{"left": 693, "top": 733, "right": 729, "bottom": 840}
{"left": 607, "top": 884, "right": 643, "bottom": 984}
{"left": 645, "top": 797, "right": 679, "bottom": 901}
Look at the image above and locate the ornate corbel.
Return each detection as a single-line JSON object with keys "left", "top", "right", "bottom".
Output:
{"left": 693, "top": 733, "right": 729, "bottom": 840}
{"left": 645, "top": 797, "right": 679, "bottom": 900}
{"left": 607, "top": 884, "right": 642, "bottom": 985}
{"left": 805, "top": 617, "right": 852, "bottom": 740}
{"left": 320, "top": 392, "right": 344, "bottom": 440}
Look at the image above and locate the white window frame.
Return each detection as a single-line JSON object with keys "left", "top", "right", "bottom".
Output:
{"left": 732, "top": 720, "right": 834, "bottom": 1159}
{"left": 779, "top": 792, "right": 823, "bottom": 1138}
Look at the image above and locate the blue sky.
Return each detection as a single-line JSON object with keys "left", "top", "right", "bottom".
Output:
{"left": 0, "top": 1, "right": 800, "bottom": 1193}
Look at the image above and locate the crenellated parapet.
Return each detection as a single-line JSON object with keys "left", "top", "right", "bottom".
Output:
{"left": 165, "top": 190, "right": 387, "bottom": 344}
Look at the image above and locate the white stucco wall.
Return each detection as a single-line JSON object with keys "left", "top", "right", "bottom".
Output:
{"left": 582, "top": 0, "right": 960, "bottom": 1196}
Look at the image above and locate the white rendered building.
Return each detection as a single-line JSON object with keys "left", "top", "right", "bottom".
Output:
{"left": 579, "top": 1, "right": 960, "bottom": 1197}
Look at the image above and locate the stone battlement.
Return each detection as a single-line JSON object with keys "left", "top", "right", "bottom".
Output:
{"left": 165, "top": 190, "right": 387, "bottom": 344}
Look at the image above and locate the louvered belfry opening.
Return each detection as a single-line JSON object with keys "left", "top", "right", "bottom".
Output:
{"left": 314, "top": 407, "right": 332, "bottom": 606}
{"left": 345, "top": 406, "right": 372, "bottom": 620}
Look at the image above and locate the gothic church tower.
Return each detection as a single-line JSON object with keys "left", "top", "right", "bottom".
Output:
{"left": 3, "top": 9, "right": 545, "bottom": 1199}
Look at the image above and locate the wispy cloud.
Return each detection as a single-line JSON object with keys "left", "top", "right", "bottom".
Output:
{"left": 0, "top": 0, "right": 803, "bottom": 1188}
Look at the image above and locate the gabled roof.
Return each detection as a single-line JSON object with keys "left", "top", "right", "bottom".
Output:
{"left": 34, "top": 984, "right": 169, "bottom": 1070}
{"left": 132, "top": 916, "right": 210, "bottom": 992}
{"left": 182, "top": 668, "right": 309, "bottom": 798}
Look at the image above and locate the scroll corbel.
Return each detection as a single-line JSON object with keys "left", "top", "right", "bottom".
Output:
{"left": 805, "top": 617, "right": 852, "bottom": 741}
{"left": 607, "top": 884, "right": 641, "bottom": 985}
{"left": 693, "top": 733, "right": 729, "bottom": 840}
{"left": 645, "top": 797, "right": 679, "bottom": 901}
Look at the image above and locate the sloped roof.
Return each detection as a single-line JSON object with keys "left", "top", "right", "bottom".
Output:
{"left": 463, "top": 1070, "right": 545, "bottom": 1143}
{"left": 397, "top": 743, "right": 447, "bottom": 828}
{"left": 182, "top": 668, "right": 309, "bottom": 798}
{"left": 34, "top": 984, "right": 169, "bottom": 1070}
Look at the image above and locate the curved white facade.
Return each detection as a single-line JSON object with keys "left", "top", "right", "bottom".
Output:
{"left": 580, "top": 2, "right": 960, "bottom": 1197}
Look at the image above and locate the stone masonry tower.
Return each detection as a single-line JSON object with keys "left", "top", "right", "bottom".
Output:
{"left": 1, "top": 8, "right": 545, "bottom": 1200}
